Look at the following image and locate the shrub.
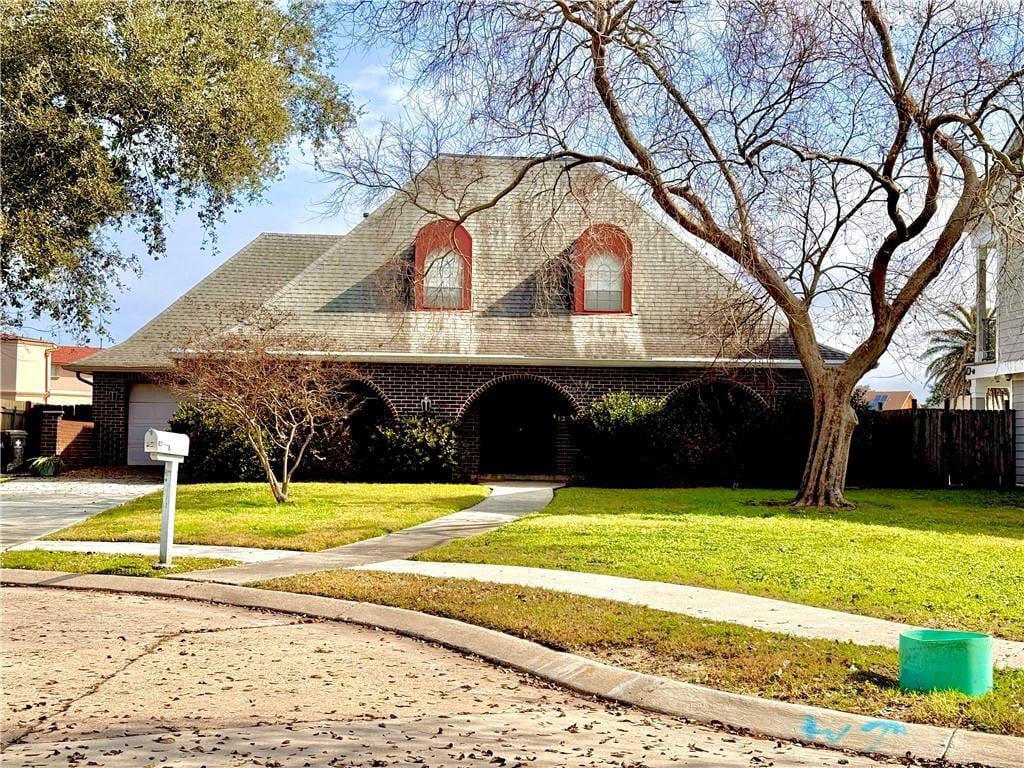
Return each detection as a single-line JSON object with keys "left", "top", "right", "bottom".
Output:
{"left": 168, "top": 403, "right": 263, "bottom": 483}
{"left": 301, "top": 419, "right": 356, "bottom": 480}
{"left": 365, "top": 416, "right": 463, "bottom": 482}
{"left": 573, "top": 392, "right": 671, "bottom": 487}
{"left": 572, "top": 386, "right": 873, "bottom": 488}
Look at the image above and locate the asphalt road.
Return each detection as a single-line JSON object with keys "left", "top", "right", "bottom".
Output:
{"left": 0, "top": 586, "right": 892, "bottom": 768}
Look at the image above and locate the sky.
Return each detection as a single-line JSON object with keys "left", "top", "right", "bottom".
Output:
{"left": 19, "top": 44, "right": 933, "bottom": 400}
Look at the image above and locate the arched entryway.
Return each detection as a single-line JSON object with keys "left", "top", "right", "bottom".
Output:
{"left": 663, "top": 379, "right": 768, "bottom": 486}
{"left": 461, "top": 376, "right": 578, "bottom": 478}
{"left": 300, "top": 378, "right": 396, "bottom": 480}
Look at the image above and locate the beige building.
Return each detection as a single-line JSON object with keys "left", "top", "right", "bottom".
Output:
{"left": 1, "top": 334, "right": 97, "bottom": 412}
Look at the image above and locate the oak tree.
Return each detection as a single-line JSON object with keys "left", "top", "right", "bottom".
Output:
{"left": 332, "top": 0, "right": 1024, "bottom": 506}
{"left": 1, "top": 0, "right": 352, "bottom": 335}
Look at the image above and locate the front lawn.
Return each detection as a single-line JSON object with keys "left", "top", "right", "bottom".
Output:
{"left": 418, "top": 487, "right": 1024, "bottom": 639}
{"left": 45, "top": 482, "right": 489, "bottom": 551}
{"left": 0, "top": 550, "right": 236, "bottom": 577}
{"left": 261, "top": 569, "right": 1024, "bottom": 736}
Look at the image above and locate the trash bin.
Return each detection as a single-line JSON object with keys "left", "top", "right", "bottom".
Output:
{"left": 899, "top": 628, "right": 992, "bottom": 696}
{"left": 1, "top": 429, "right": 28, "bottom": 473}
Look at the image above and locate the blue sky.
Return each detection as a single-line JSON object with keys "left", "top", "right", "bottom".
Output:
{"left": 20, "top": 46, "right": 929, "bottom": 398}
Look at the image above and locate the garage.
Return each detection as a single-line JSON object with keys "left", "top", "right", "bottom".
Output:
{"left": 126, "top": 384, "right": 178, "bottom": 465}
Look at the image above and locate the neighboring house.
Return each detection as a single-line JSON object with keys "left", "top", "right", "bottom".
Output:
{"left": 47, "top": 345, "right": 98, "bottom": 406}
{"left": 2, "top": 334, "right": 54, "bottom": 416}
{"left": 862, "top": 389, "right": 917, "bottom": 411}
{"left": 68, "top": 156, "right": 846, "bottom": 474}
{"left": 966, "top": 218, "right": 1023, "bottom": 485}
{"left": 1, "top": 334, "right": 97, "bottom": 416}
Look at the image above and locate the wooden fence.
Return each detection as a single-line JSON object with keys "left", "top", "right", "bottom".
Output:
{"left": 865, "top": 409, "right": 1016, "bottom": 489}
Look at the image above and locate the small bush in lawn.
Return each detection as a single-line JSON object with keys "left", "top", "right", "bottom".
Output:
{"left": 367, "top": 416, "right": 463, "bottom": 482}
{"left": 168, "top": 403, "right": 263, "bottom": 482}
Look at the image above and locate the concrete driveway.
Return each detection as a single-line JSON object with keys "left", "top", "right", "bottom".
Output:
{"left": 0, "top": 586, "right": 889, "bottom": 768}
{"left": 0, "top": 471, "right": 160, "bottom": 548}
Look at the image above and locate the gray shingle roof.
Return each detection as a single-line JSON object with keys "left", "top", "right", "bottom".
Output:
{"left": 71, "top": 157, "right": 847, "bottom": 372}
{"left": 70, "top": 233, "right": 341, "bottom": 371}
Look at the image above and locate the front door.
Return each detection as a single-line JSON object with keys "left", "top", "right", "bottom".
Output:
{"left": 479, "top": 391, "right": 557, "bottom": 476}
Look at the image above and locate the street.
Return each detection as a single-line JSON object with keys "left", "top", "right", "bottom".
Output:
{"left": 0, "top": 586, "right": 891, "bottom": 767}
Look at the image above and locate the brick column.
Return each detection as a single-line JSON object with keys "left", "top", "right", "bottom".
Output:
{"left": 37, "top": 408, "right": 62, "bottom": 457}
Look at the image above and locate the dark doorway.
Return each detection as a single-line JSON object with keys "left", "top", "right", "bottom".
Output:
{"left": 477, "top": 379, "right": 572, "bottom": 476}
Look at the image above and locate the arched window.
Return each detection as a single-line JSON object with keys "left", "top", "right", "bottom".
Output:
{"left": 574, "top": 224, "right": 632, "bottom": 314}
{"left": 414, "top": 221, "right": 472, "bottom": 310}
{"left": 584, "top": 252, "right": 624, "bottom": 311}
{"left": 423, "top": 249, "right": 463, "bottom": 308}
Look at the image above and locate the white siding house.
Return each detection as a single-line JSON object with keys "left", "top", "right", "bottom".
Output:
{"left": 967, "top": 222, "right": 1024, "bottom": 485}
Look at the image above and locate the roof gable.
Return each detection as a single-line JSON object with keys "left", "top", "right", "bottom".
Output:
{"left": 71, "top": 157, "right": 846, "bottom": 371}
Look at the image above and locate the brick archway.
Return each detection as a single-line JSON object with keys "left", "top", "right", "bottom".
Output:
{"left": 664, "top": 377, "right": 769, "bottom": 409}
{"left": 350, "top": 377, "right": 399, "bottom": 419}
{"left": 456, "top": 373, "right": 582, "bottom": 420}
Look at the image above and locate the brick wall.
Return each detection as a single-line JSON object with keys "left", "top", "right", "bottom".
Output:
{"left": 91, "top": 363, "right": 807, "bottom": 471}
{"left": 57, "top": 419, "right": 96, "bottom": 468}
{"left": 361, "top": 362, "right": 807, "bottom": 418}
{"left": 36, "top": 408, "right": 61, "bottom": 457}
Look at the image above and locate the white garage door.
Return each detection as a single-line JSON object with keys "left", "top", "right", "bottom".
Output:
{"left": 127, "top": 384, "right": 179, "bottom": 466}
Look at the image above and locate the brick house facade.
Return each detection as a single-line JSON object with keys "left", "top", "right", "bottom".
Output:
{"left": 90, "top": 364, "right": 809, "bottom": 474}
{"left": 71, "top": 156, "right": 842, "bottom": 477}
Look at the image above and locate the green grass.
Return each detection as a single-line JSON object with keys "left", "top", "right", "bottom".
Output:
{"left": 0, "top": 550, "right": 235, "bottom": 577}
{"left": 260, "top": 569, "right": 1024, "bottom": 736}
{"left": 417, "top": 487, "right": 1024, "bottom": 639}
{"left": 44, "top": 482, "right": 489, "bottom": 551}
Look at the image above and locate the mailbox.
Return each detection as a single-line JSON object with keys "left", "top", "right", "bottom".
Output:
{"left": 144, "top": 429, "right": 189, "bottom": 567}
{"left": 144, "top": 429, "right": 190, "bottom": 463}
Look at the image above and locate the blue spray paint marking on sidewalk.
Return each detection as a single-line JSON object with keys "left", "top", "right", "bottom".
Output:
{"left": 860, "top": 720, "right": 908, "bottom": 750}
{"left": 802, "top": 716, "right": 907, "bottom": 749}
{"left": 802, "top": 716, "right": 852, "bottom": 745}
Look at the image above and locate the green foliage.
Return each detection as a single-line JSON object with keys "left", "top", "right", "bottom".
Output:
{"left": 575, "top": 387, "right": 879, "bottom": 488}
{"left": 574, "top": 392, "right": 670, "bottom": 487}
{"left": 1, "top": 0, "right": 352, "bottom": 335}
{"left": 168, "top": 403, "right": 263, "bottom": 483}
{"left": 923, "top": 304, "right": 988, "bottom": 406}
{"left": 29, "top": 455, "right": 64, "bottom": 476}
{"left": 367, "top": 416, "right": 464, "bottom": 482}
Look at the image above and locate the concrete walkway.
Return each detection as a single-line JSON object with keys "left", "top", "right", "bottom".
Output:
{"left": 360, "top": 559, "right": 1024, "bottom": 670}
{"left": 175, "top": 482, "right": 560, "bottom": 585}
{"left": 6, "top": 538, "right": 301, "bottom": 563}
{"left": 0, "top": 474, "right": 161, "bottom": 548}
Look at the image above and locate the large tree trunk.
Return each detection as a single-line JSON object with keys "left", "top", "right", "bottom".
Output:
{"left": 793, "top": 374, "right": 859, "bottom": 508}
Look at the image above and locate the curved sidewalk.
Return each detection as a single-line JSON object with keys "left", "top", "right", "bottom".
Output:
{"left": 174, "top": 482, "right": 560, "bottom": 585}
{"left": 359, "top": 559, "right": 1024, "bottom": 670}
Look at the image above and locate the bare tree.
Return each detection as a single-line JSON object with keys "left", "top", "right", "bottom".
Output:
{"left": 330, "top": 0, "right": 1024, "bottom": 506}
{"left": 161, "top": 309, "right": 361, "bottom": 503}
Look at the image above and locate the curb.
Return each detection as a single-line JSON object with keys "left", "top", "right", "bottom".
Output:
{"left": 2, "top": 569, "right": 1019, "bottom": 768}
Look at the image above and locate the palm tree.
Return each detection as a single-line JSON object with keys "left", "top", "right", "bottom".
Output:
{"left": 923, "top": 305, "right": 991, "bottom": 406}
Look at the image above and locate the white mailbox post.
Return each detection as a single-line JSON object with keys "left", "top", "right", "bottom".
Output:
{"left": 144, "top": 429, "right": 190, "bottom": 567}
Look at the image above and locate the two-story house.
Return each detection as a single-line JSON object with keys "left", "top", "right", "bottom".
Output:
{"left": 966, "top": 216, "right": 1024, "bottom": 485}
{"left": 1, "top": 334, "right": 96, "bottom": 416}
{"left": 68, "top": 156, "right": 845, "bottom": 475}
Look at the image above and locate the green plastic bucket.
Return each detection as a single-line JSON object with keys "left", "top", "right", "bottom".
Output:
{"left": 899, "top": 629, "right": 992, "bottom": 696}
